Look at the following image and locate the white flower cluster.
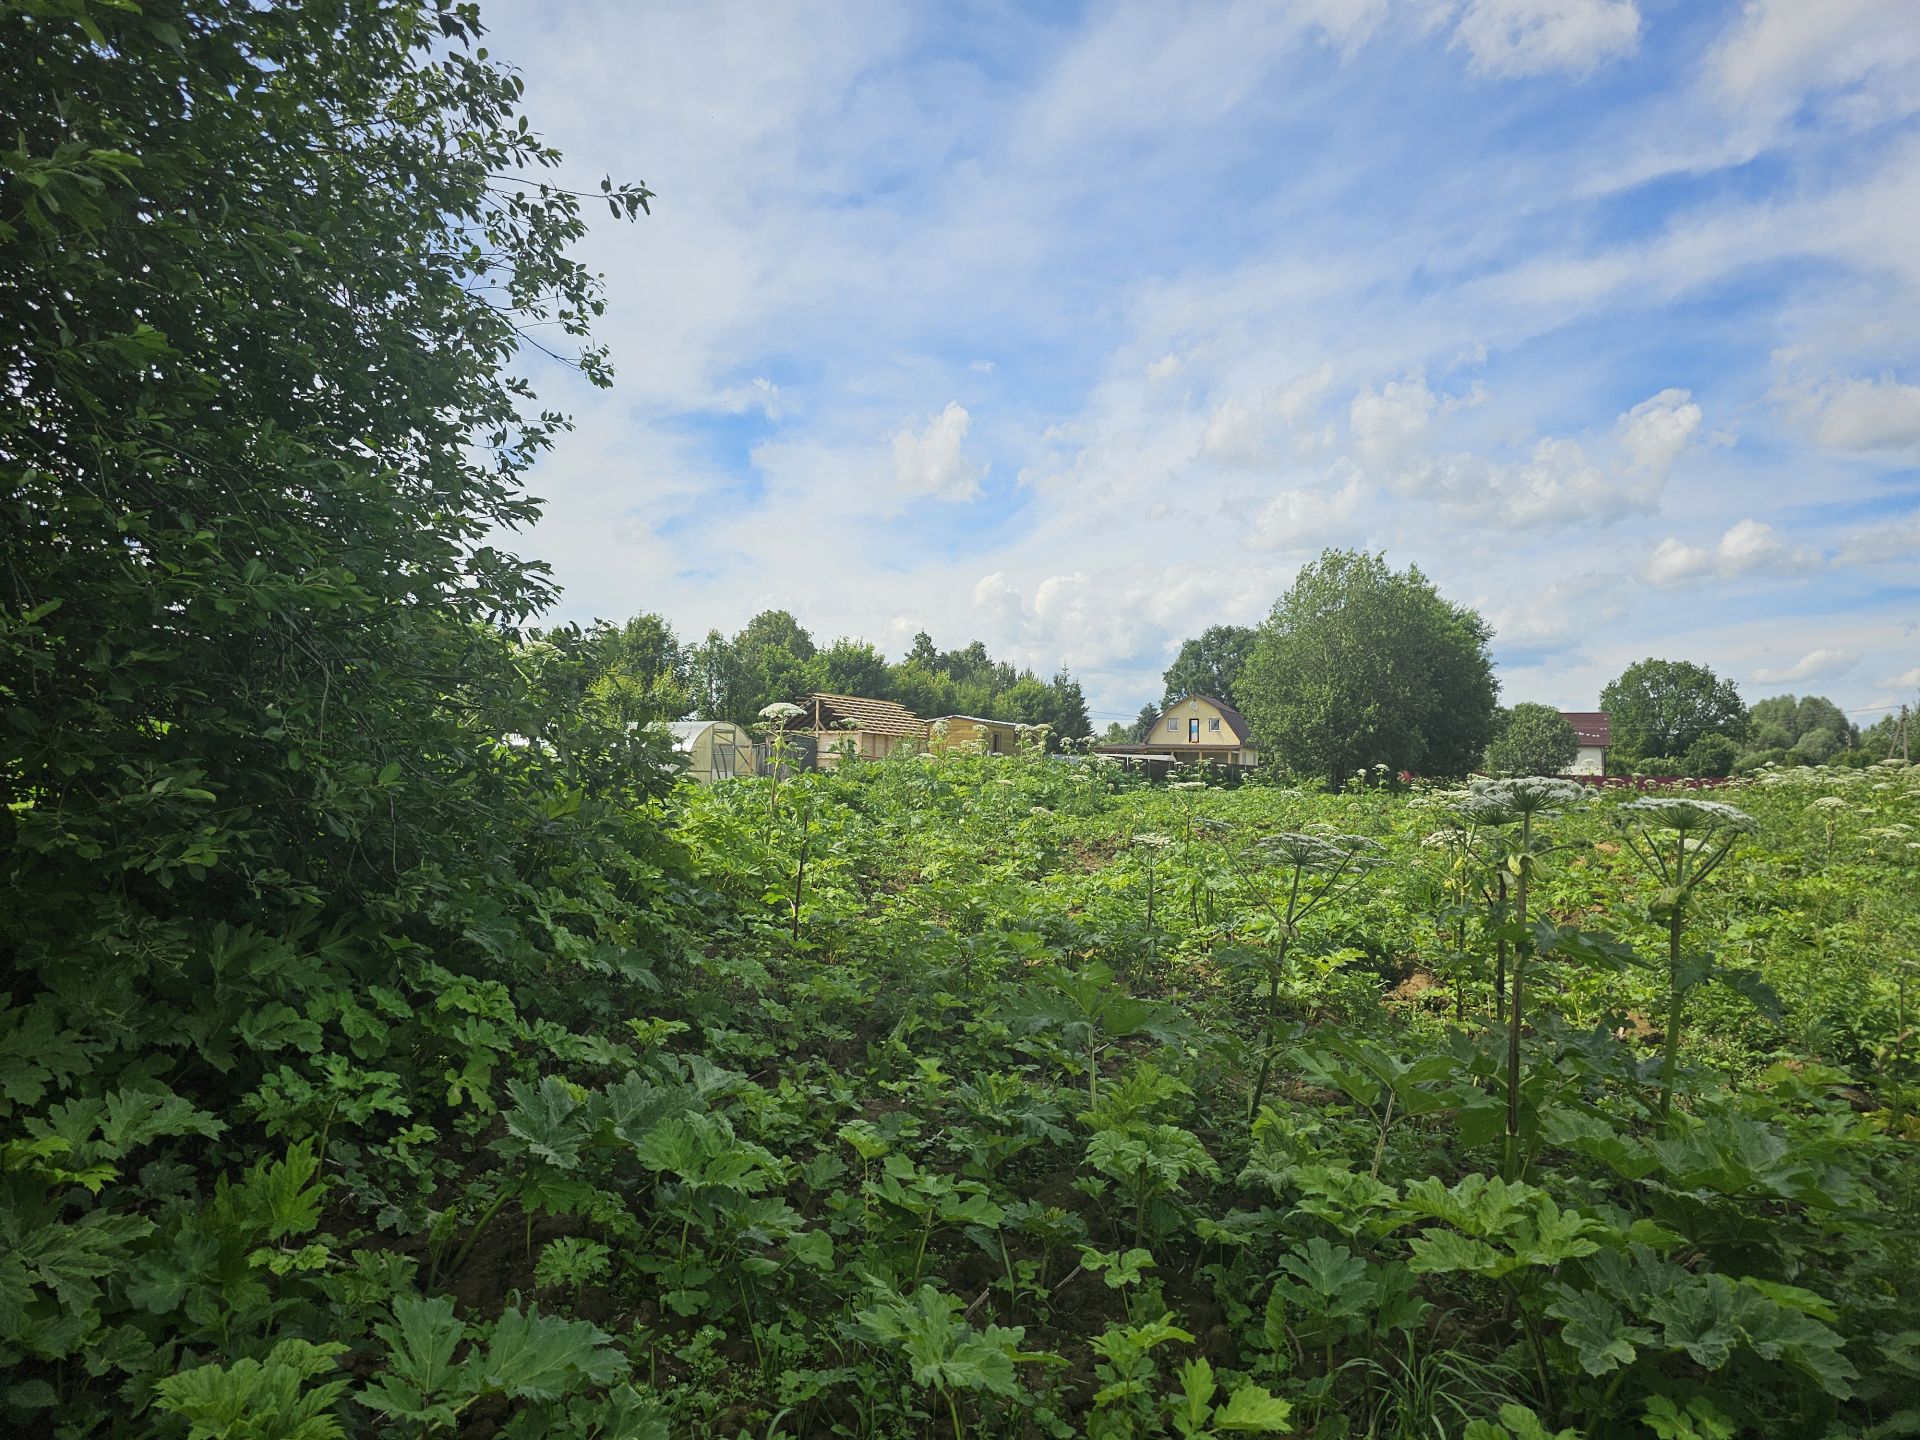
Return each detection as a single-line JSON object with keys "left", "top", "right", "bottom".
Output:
{"left": 1619, "top": 796, "right": 1758, "bottom": 834}
{"left": 1247, "top": 830, "right": 1385, "bottom": 871}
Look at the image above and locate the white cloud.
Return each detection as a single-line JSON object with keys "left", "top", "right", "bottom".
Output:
{"left": 892, "top": 401, "right": 984, "bottom": 501}
{"left": 1487, "top": 436, "right": 1631, "bottom": 528}
{"left": 1199, "top": 366, "right": 1336, "bottom": 466}
{"left": 1884, "top": 666, "right": 1920, "bottom": 690}
{"left": 1642, "top": 537, "right": 1715, "bottom": 587}
{"left": 1244, "top": 467, "right": 1365, "bottom": 551}
{"left": 1350, "top": 373, "right": 1438, "bottom": 479}
{"left": 1451, "top": 0, "right": 1641, "bottom": 78}
{"left": 1712, "top": 0, "right": 1920, "bottom": 138}
{"left": 1642, "top": 518, "right": 1821, "bottom": 586}
{"left": 1751, "top": 648, "right": 1860, "bottom": 684}
{"left": 969, "top": 359, "right": 996, "bottom": 374}
{"left": 1617, "top": 387, "right": 1702, "bottom": 475}
{"left": 1146, "top": 354, "right": 1182, "bottom": 380}
{"left": 1484, "top": 570, "right": 1623, "bottom": 663}
{"left": 1812, "top": 375, "right": 1920, "bottom": 454}
{"left": 1836, "top": 510, "right": 1920, "bottom": 565}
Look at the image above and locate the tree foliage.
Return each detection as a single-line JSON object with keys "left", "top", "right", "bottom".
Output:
{"left": 1162, "top": 625, "right": 1257, "bottom": 710}
{"left": 1484, "top": 704, "right": 1579, "bottom": 777}
{"left": 1600, "top": 660, "right": 1748, "bottom": 765}
{"left": 673, "top": 618, "right": 1092, "bottom": 742}
{"left": 1236, "top": 550, "right": 1498, "bottom": 784}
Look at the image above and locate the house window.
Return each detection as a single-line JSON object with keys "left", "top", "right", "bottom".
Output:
{"left": 1167, "top": 720, "right": 1179, "bottom": 734}
{"left": 1188, "top": 718, "right": 1201, "bottom": 742}
{"left": 1208, "top": 718, "right": 1220, "bottom": 732}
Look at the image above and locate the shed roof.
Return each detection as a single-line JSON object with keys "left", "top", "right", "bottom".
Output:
{"left": 792, "top": 692, "right": 927, "bottom": 738}
{"left": 1561, "top": 711, "right": 1611, "bottom": 748}
{"left": 1163, "top": 694, "right": 1255, "bottom": 744}
{"left": 934, "top": 714, "right": 1026, "bottom": 728}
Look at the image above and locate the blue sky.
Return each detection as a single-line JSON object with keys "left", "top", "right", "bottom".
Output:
{"left": 489, "top": 0, "right": 1920, "bottom": 729}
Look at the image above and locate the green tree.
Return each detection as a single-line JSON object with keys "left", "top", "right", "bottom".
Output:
{"left": 1162, "top": 625, "right": 1256, "bottom": 709}
{"left": 2, "top": 0, "right": 656, "bottom": 920}
{"left": 1600, "top": 659, "right": 1748, "bottom": 762}
{"left": 556, "top": 614, "right": 691, "bottom": 725}
{"left": 1131, "top": 704, "right": 1162, "bottom": 743}
{"left": 1744, "top": 693, "right": 1859, "bottom": 767}
{"left": 1483, "top": 704, "right": 1578, "bottom": 777}
{"left": 1236, "top": 550, "right": 1498, "bottom": 785}
{"left": 809, "top": 638, "right": 895, "bottom": 701}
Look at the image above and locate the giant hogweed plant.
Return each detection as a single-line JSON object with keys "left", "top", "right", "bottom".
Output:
{"left": 1613, "top": 797, "right": 1770, "bottom": 1121}
{"left": 1458, "top": 779, "right": 1589, "bottom": 1178}
{"left": 1227, "top": 829, "right": 1385, "bottom": 1120}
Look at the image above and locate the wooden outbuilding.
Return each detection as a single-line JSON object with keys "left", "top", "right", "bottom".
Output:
{"left": 787, "top": 693, "right": 927, "bottom": 769}
{"left": 929, "top": 714, "right": 1027, "bottom": 755}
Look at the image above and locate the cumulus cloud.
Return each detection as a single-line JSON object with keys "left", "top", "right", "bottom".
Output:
{"left": 892, "top": 401, "right": 984, "bottom": 501}
{"left": 1751, "top": 649, "right": 1861, "bottom": 684}
{"left": 1451, "top": 0, "right": 1641, "bottom": 78}
{"left": 1885, "top": 665, "right": 1920, "bottom": 690}
{"left": 1643, "top": 518, "right": 1821, "bottom": 586}
{"left": 1617, "top": 387, "right": 1702, "bottom": 474}
{"left": 1348, "top": 383, "right": 1693, "bottom": 525}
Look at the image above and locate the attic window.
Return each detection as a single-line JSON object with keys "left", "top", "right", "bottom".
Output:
{"left": 1209, "top": 718, "right": 1220, "bottom": 731}
{"left": 1167, "top": 720, "right": 1179, "bottom": 733}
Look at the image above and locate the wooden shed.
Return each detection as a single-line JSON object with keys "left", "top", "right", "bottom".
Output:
{"left": 787, "top": 693, "right": 927, "bottom": 770}
{"left": 664, "top": 719, "right": 755, "bottom": 782}
{"left": 930, "top": 714, "right": 1027, "bottom": 755}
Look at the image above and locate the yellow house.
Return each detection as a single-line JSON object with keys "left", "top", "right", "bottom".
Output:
{"left": 788, "top": 692, "right": 927, "bottom": 770}
{"left": 929, "top": 714, "right": 1027, "bottom": 755}
{"left": 1096, "top": 694, "right": 1259, "bottom": 768}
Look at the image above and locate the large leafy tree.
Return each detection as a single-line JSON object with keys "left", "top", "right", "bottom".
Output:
{"left": 1162, "top": 624, "right": 1257, "bottom": 709}
{"left": 3, "top": 0, "right": 656, "bottom": 926}
{"left": 1236, "top": 550, "right": 1498, "bottom": 785}
{"left": 1484, "top": 703, "right": 1579, "bottom": 777}
{"left": 1600, "top": 659, "right": 1749, "bottom": 762}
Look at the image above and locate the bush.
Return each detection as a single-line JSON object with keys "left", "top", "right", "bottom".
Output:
{"left": 1683, "top": 733, "right": 1738, "bottom": 777}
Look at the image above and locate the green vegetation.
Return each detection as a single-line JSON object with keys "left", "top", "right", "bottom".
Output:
{"left": 1162, "top": 626, "right": 1259, "bottom": 712}
{"left": 6, "top": 5, "right": 1918, "bottom": 1439}
{"left": 549, "top": 611, "right": 1094, "bottom": 743}
{"left": 1600, "top": 661, "right": 1749, "bottom": 777}
{"left": 1485, "top": 706, "right": 1581, "bottom": 778}
{"left": 1238, "top": 551, "right": 1499, "bottom": 786}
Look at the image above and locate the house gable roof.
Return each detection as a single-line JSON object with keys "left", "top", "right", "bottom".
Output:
{"left": 792, "top": 692, "right": 927, "bottom": 738}
{"left": 1561, "top": 711, "right": 1611, "bottom": 748}
{"left": 1163, "top": 694, "right": 1254, "bottom": 744}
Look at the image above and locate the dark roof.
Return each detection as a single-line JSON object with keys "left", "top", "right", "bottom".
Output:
{"left": 1561, "top": 711, "right": 1611, "bottom": 747}
{"left": 1164, "top": 694, "right": 1254, "bottom": 744}
{"left": 791, "top": 692, "right": 926, "bottom": 738}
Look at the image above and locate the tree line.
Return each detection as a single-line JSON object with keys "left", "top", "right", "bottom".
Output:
{"left": 529, "top": 611, "right": 1093, "bottom": 743}
{"left": 1108, "top": 551, "right": 1892, "bottom": 782}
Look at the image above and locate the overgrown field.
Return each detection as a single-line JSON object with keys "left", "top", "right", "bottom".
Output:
{"left": 7, "top": 754, "right": 1919, "bottom": 1439}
